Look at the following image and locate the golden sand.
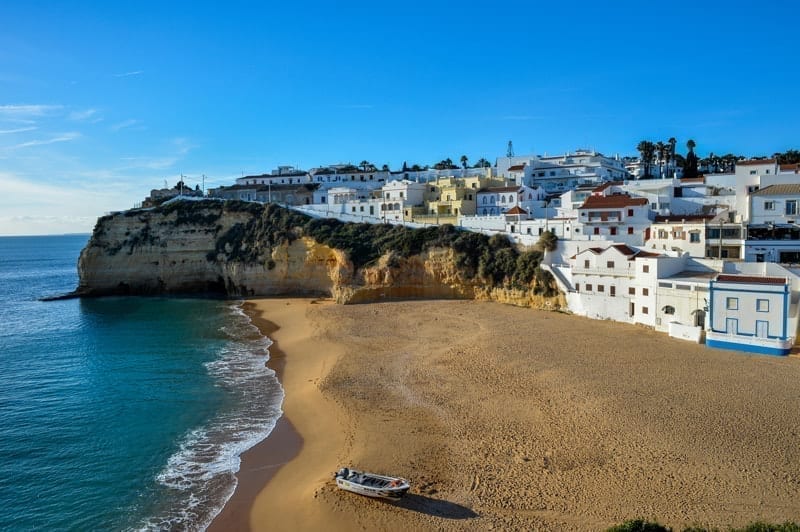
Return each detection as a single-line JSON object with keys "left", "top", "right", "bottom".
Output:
{"left": 214, "top": 298, "right": 800, "bottom": 531}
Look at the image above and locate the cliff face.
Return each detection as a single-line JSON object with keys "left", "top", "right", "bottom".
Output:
{"left": 77, "top": 201, "right": 563, "bottom": 309}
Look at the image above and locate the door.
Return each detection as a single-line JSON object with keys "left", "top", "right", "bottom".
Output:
{"left": 755, "top": 320, "right": 769, "bottom": 338}
{"left": 726, "top": 318, "right": 738, "bottom": 335}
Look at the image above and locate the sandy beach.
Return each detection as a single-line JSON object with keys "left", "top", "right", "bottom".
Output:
{"left": 213, "top": 298, "right": 800, "bottom": 531}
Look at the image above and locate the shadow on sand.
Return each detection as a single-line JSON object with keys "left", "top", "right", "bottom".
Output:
{"left": 388, "top": 493, "right": 478, "bottom": 519}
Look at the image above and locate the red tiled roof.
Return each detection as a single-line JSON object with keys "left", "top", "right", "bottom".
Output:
{"left": 505, "top": 206, "right": 528, "bottom": 214}
{"left": 737, "top": 158, "right": 776, "bottom": 166}
{"left": 716, "top": 274, "right": 785, "bottom": 285}
{"left": 580, "top": 195, "right": 649, "bottom": 209}
{"left": 508, "top": 164, "right": 526, "bottom": 171}
{"left": 679, "top": 177, "right": 705, "bottom": 183}
{"left": 780, "top": 163, "right": 799, "bottom": 172}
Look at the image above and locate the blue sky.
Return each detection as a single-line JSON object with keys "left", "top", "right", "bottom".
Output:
{"left": 1, "top": 1, "right": 798, "bottom": 235}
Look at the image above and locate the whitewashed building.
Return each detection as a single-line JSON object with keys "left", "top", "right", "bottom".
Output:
{"left": 576, "top": 193, "right": 653, "bottom": 246}
{"left": 706, "top": 270, "right": 798, "bottom": 355}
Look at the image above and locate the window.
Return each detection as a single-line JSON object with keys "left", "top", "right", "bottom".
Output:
{"left": 627, "top": 209, "right": 634, "bottom": 217}
{"left": 757, "top": 299, "right": 769, "bottom": 312}
{"left": 598, "top": 285, "right": 604, "bottom": 293}
{"left": 764, "top": 201, "right": 774, "bottom": 211}
{"left": 629, "top": 287, "right": 636, "bottom": 295}
{"left": 584, "top": 259, "right": 590, "bottom": 268}
{"left": 787, "top": 200, "right": 798, "bottom": 216}
{"left": 643, "top": 265, "right": 650, "bottom": 273}
{"left": 642, "top": 288, "right": 649, "bottom": 296}
{"left": 690, "top": 232, "right": 700, "bottom": 243}
{"left": 749, "top": 170, "right": 757, "bottom": 175}
{"left": 594, "top": 227, "right": 600, "bottom": 235}
{"left": 586, "top": 284, "right": 593, "bottom": 291}
{"left": 663, "top": 305, "right": 675, "bottom": 315}
{"left": 726, "top": 297, "right": 738, "bottom": 310}
{"left": 575, "top": 283, "right": 580, "bottom": 292}
{"left": 659, "top": 282, "right": 672, "bottom": 288}
{"left": 607, "top": 261, "right": 615, "bottom": 268}
{"left": 642, "top": 307, "right": 649, "bottom": 314}
{"left": 400, "top": 192, "right": 404, "bottom": 199}
{"left": 610, "top": 227, "right": 617, "bottom": 235}
{"left": 610, "top": 286, "right": 616, "bottom": 297}
{"left": 628, "top": 227, "right": 634, "bottom": 234}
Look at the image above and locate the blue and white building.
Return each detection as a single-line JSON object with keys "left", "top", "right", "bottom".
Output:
{"left": 706, "top": 267, "right": 799, "bottom": 356}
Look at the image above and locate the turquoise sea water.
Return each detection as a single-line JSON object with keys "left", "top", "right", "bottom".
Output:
{"left": 0, "top": 235, "right": 283, "bottom": 530}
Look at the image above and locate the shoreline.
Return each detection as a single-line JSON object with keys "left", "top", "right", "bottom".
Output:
{"left": 209, "top": 298, "right": 345, "bottom": 531}
{"left": 207, "top": 301, "right": 302, "bottom": 532}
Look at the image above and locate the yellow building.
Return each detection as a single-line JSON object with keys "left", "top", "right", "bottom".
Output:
{"left": 406, "top": 175, "right": 508, "bottom": 223}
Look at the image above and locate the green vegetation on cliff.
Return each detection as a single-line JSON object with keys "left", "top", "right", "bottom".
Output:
{"left": 105, "top": 200, "right": 557, "bottom": 294}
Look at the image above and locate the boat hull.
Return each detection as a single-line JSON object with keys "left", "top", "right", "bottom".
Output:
{"left": 333, "top": 468, "right": 410, "bottom": 499}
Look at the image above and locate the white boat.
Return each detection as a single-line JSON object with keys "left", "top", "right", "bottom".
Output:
{"left": 333, "top": 467, "right": 410, "bottom": 499}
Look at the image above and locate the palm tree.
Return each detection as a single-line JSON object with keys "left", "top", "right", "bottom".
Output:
{"left": 684, "top": 139, "right": 698, "bottom": 179}
{"left": 381, "top": 164, "right": 389, "bottom": 172}
{"left": 655, "top": 141, "right": 666, "bottom": 178}
{"left": 473, "top": 158, "right": 490, "bottom": 168}
{"left": 667, "top": 137, "right": 677, "bottom": 178}
{"left": 636, "top": 140, "right": 656, "bottom": 178}
{"left": 359, "top": 160, "right": 370, "bottom": 172}
{"left": 460, "top": 155, "right": 468, "bottom": 169}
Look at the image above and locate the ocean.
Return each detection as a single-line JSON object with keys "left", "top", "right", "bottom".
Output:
{"left": 0, "top": 234, "right": 284, "bottom": 531}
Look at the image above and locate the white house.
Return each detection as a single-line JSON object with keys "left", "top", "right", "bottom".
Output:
{"left": 567, "top": 244, "right": 663, "bottom": 323}
{"left": 706, "top": 271, "right": 797, "bottom": 356}
{"left": 381, "top": 179, "right": 426, "bottom": 206}
{"left": 476, "top": 185, "right": 540, "bottom": 216}
{"left": 576, "top": 193, "right": 653, "bottom": 246}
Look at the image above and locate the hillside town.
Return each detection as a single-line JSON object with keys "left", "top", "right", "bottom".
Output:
{"left": 144, "top": 145, "right": 800, "bottom": 356}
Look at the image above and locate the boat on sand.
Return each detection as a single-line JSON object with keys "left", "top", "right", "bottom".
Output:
{"left": 333, "top": 467, "right": 410, "bottom": 499}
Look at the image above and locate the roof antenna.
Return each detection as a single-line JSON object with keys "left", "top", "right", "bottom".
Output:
{"left": 507, "top": 140, "right": 514, "bottom": 158}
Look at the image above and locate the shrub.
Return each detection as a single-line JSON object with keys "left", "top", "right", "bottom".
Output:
{"left": 607, "top": 520, "right": 671, "bottom": 532}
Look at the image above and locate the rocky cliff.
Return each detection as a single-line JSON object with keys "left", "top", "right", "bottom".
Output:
{"left": 76, "top": 200, "right": 563, "bottom": 309}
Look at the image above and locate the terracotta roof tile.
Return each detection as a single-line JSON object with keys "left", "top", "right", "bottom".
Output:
{"left": 580, "top": 195, "right": 649, "bottom": 209}
{"left": 750, "top": 184, "right": 800, "bottom": 196}
{"left": 737, "top": 158, "right": 776, "bottom": 166}
{"left": 505, "top": 206, "right": 528, "bottom": 214}
{"left": 716, "top": 274, "right": 786, "bottom": 285}
{"left": 507, "top": 164, "right": 526, "bottom": 171}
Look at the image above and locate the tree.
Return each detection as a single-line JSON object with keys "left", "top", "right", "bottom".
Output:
{"left": 636, "top": 140, "right": 656, "bottom": 178}
{"left": 402, "top": 161, "right": 408, "bottom": 172}
{"left": 473, "top": 158, "right": 491, "bottom": 168}
{"left": 460, "top": 155, "right": 469, "bottom": 169}
{"left": 536, "top": 230, "right": 558, "bottom": 252}
{"left": 359, "top": 160, "right": 371, "bottom": 172}
{"left": 410, "top": 164, "right": 422, "bottom": 172}
{"left": 667, "top": 137, "right": 677, "bottom": 178}
{"left": 381, "top": 164, "right": 389, "bottom": 172}
{"left": 684, "top": 139, "right": 699, "bottom": 179}
{"left": 775, "top": 149, "right": 800, "bottom": 164}
{"left": 655, "top": 141, "right": 666, "bottom": 178}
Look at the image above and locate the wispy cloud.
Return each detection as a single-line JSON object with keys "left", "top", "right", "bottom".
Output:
{"left": 0, "top": 104, "right": 63, "bottom": 118}
{"left": 69, "top": 108, "right": 99, "bottom": 121}
{"left": 110, "top": 119, "right": 142, "bottom": 131}
{"left": 0, "top": 126, "right": 38, "bottom": 134}
{"left": 11, "top": 132, "right": 81, "bottom": 149}
{"left": 118, "top": 137, "right": 195, "bottom": 170}
{"left": 114, "top": 70, "right": 143, "bottom": 78}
